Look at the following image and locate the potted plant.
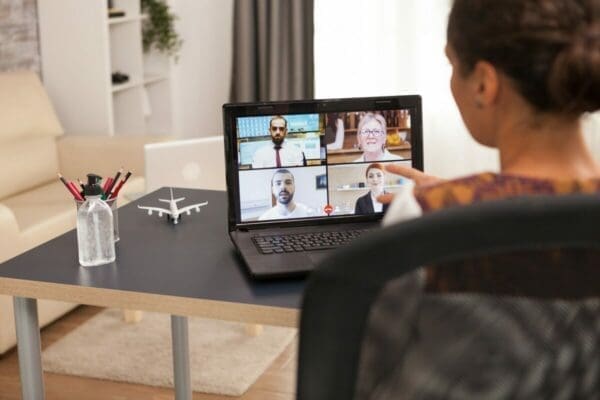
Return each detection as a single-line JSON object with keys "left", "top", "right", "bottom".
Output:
{"left": 141, "top": 0, "right": 182, "bottom": 60}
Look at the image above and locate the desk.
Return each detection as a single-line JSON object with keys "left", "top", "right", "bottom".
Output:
{"left": 0, "top": 188, "right": 305, "bottom": 400}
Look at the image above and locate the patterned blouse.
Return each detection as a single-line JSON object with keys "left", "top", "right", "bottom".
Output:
{"left": 413, "top": 172, "right": 600, "bottom": 298}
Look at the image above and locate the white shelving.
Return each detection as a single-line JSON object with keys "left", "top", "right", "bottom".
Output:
{"left": 335, "top": 185, "right": 405, "bottom": 192}
{"left": 38, "top": 0, "right": 173, "bottom": 136}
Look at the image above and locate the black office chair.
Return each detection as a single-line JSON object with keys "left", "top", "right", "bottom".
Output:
{"left": 297, "top": 194, "right": 600, "bottom": 400}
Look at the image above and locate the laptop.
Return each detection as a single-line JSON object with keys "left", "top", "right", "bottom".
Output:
{"left": 144, "top": 136, "right": 226, "bottom": 193}
{"left": 223, "top": 95, "right": 423, "bottom": 279}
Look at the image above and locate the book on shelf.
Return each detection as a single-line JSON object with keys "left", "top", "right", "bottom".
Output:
{"left": 108, "top": 8, "right": 126, "bottom": 18}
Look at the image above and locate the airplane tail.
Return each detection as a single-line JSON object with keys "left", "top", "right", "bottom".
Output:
{"left": 169, "top": 187, "right": 185, "bottom": 203}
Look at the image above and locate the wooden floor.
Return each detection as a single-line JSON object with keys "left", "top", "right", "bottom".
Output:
{"left": 0, "top": 306, "right": 297, "bottom": 400}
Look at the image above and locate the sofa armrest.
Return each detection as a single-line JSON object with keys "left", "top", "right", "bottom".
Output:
{"left": 56, "top": 135, "right": 173, "bottom": 180}
{"left": 0, "top": 204, "right": 22, "bottom": 263}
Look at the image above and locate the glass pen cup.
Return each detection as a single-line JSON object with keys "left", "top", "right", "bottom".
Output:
{"left": 75, "top": 198, "right": 119, "bottom": 242}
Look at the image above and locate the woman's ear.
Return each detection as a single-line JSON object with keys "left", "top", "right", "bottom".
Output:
{"left": 472, "top": 60, "right": 499, "bottom": 108}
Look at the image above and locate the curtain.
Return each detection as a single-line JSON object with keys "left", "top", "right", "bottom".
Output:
{"left": 230, "top": 0, "right": 314, "bottom": 102}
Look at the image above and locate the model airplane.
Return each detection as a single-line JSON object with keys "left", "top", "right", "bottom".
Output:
{"left": 138, "top": 188, "right": 208, "bottom": 224}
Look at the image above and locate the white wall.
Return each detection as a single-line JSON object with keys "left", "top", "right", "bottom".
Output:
{"left": 170, "top": 0, "right": 233, "bottom": 138}
{"left": 315, "top": 0, "right": 600, "bottom": 177}
{"left": 315, "top": 0, "right": 498, "bottom": 178}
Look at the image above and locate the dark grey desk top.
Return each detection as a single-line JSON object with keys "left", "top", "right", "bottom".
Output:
{"left": 0, "top": 188, "right": 305, "bottom": 324}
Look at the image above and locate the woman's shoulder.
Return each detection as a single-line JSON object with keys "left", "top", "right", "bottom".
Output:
{"left": 356, "top": 192, "right": 370, "bottom": 201}
{"left": 415, "top": 172, "right": 600, "bottom": 213}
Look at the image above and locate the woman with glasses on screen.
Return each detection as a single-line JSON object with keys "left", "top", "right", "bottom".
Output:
{"left": 354, "top": 113, "right": 404, "bottom": 162}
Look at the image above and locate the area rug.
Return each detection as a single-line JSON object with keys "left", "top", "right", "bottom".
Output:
{"left": 42, "top": 309, "right": 297, "bottom": 396}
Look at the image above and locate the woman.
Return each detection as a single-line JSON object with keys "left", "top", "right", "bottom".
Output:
{"left": 357, "top": 0, "right": 600, "bottom": 399}
{"left": 354, "top": 112, "right": 404, "bottom": 162}
{"left": 354, "top": 163, "right": 389, "bottom": 215}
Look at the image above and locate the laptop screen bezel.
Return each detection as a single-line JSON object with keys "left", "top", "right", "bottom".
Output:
{"left": 223, "top": 95, "right": 424, "bottom": 231}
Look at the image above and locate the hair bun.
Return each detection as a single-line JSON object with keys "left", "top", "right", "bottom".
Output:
{"left": 549, "top": 22, "right": 600, "bottom": 114}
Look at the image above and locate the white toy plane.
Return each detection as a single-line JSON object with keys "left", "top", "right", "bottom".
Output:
{"left": 138, "top": 188, "right": 208, "bottom": 224}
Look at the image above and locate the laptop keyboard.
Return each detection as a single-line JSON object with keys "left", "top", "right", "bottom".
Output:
{"left": 252, "top": 229, "right": 371, "bottom": 254}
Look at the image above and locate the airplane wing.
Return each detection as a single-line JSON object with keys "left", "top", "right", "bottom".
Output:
{"left": 137, "top": 205, "right": 172, "bottom": 216}
{"left": 177, "top": 202, "right": 208, "bottom": 215}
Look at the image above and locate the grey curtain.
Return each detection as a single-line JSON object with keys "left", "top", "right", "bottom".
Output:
{"left": 230, "top": 0, "right": 315, "bottom": 102}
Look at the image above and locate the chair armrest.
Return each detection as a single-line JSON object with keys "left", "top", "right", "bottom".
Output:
{"left": 56, "top": 135, "right": 173, "bottom": 180}
{"left": 0, "top": 204, "right": 22, "bottom": 263}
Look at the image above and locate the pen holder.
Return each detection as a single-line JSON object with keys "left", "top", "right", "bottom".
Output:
{"left": 75, "top": 198, "right": 119, "bottom": 242}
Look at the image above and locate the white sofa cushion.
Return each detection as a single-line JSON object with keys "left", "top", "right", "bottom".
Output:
{"left": 0, "top": 71, "right": 63, "bottom": 144}
{"left": 0, "top": 136, "right": 60, "bottom": 200}
{"left": 2, "top": 177, "right": 145, "bottom": 254}
{"left": 0, "top": 295, "right": 77, "bottom": 355}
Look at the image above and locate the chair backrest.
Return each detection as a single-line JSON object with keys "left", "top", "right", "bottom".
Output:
{"left": 297, "top": 194, "right": 600, "bottom": 400}
{"left": 144, "top": 136, "right": 226, "bottom": 193}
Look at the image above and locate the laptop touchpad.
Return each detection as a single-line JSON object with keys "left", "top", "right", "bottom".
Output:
{"left": 307, "top": 251, "right": 331, "bottom": 265}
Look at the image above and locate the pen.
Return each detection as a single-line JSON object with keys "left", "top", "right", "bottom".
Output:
{"left": 105, "top": 167, "right": 122, "bottom": 199}
{"left": 77, "top": 178, "right": 85, "bottom": 191}
{"left": 58, "top": 173, "right": 84, "bottom": 201}
{"left": 109, "top": 170, "right": 132, "bottom": 199}
{"left": 68, "top": 181, "right": 85, "bottom": 201}
{"left": 102, "top": 177, "right": 113, "bottom": 198}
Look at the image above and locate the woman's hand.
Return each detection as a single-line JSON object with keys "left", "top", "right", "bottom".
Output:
{"left": 377, "top": 164, "right": 444, "bottom": 204}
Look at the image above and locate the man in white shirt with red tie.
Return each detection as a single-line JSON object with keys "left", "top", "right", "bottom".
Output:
{"left": 252, "top": 115, "right": 305, "bottom": 168}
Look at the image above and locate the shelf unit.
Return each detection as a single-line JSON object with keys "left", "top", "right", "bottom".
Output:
{"left": 38, "top": 0, "right": 173, "bottom": 136}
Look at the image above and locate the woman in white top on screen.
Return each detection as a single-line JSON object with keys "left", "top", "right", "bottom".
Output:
{"left": 354, "top": 113, "right": 404, "bottom": 162}
{"left": 252, "top": 116, "right": 305, "bottom": 168}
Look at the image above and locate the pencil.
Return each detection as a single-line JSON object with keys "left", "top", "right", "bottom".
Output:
{"left": 109, "top": 170, "right": 132, "bottom": 199}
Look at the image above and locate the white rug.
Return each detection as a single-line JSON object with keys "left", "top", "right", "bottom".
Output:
{"left": 42, "top": 309, "right": 297, "bottom": 396}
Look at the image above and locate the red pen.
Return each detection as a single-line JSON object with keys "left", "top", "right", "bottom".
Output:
{"left": 68, "top": 182, "right": 85, "bottom": 201}
{"left": 105, "top": 167, "right": 123, "bottom": 198}
{"left": 58, "top": 174, "right": 84, "bottom": 201}
{"left": 109, "top": 171, "right": 132, "bottom": 199}
{"left": 102, "top": 177, "right": 113, "bottom": 195}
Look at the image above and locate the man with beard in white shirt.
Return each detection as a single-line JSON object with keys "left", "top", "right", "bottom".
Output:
{"left": 252, "top": 115, "right": 305, "bottom": 168}
{"left": 258, "top": 169, "right": 310, "bottom": 220}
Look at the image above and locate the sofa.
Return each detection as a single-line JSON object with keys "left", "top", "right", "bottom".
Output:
{"left": 0, "top": 71, "right": 171, "bottom": 354}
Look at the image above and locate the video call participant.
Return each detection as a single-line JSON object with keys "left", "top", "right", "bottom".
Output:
{"left": 258, "top": 169, "right": 310, "bottom": 220}
{"left": 252, "top": 115, "right": 305, "bottom": 168}
{"left": 355, "top": 112, "right": 404, "bottom": 162}
{"left": 354, "top": 163, "right": 390, "bottom": 215}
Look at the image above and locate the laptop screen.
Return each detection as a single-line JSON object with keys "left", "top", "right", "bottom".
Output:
{"left": 224, "top": 96, "right": 423, "bottom": 227}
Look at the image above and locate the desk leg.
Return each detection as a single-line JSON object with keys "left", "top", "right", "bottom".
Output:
{"left": 13, "top": 297, "right": 45, "bottom": 400}
{"left": 171, "top": 315, "right": 192, "bottom": 400}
